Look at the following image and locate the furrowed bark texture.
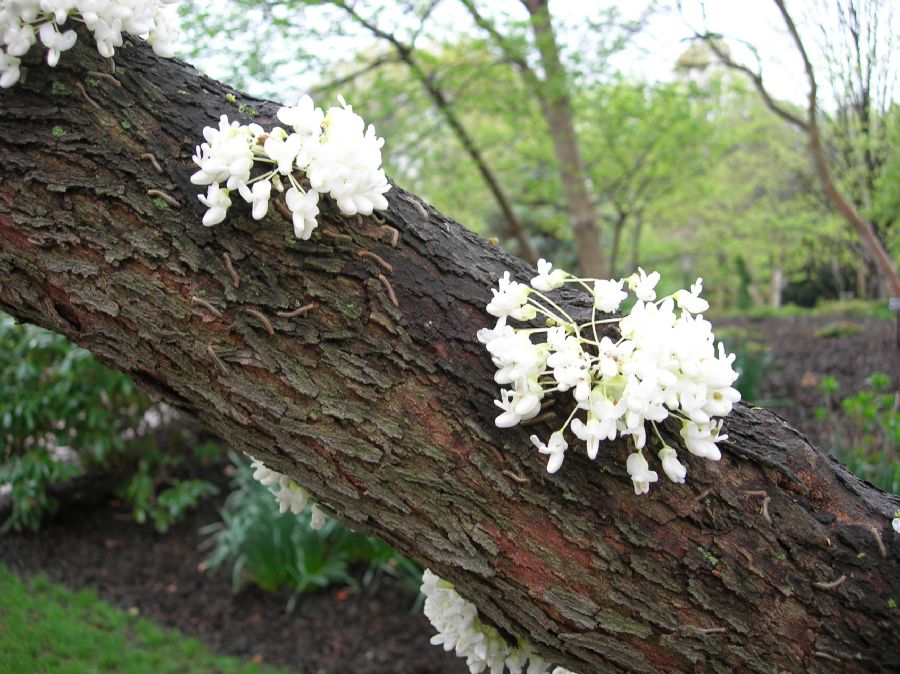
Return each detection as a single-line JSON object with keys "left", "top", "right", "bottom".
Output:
{"left": 1, "top": 36, "right": 898, "bottom": 674}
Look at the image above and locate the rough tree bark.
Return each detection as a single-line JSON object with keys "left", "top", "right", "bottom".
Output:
{"left": 1, "top": 35, "right": 898, "bottom": 674}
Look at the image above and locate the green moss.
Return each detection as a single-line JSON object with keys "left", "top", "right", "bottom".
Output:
{"left": 225, "top": 93, "right": 236, "bottom": 103}
{"left": 888, "top": 598, "right": 896, "bottom": 609}
{"left": 120, "top": 119, "right": 133, "bottom": 130}
{"left": 50, "top": 81, "right": 66, "bottom": 95}
{"left": 85, "top": 77, "right": 101, "bottom": 87}
{"left": 51, "top": 126, "right": 66, "bottom": 138}
{"left": 697, "top": 545, "right": 719, "bottom": 567}
{"left": 152, "top": 197, "right": 170, "bottom": 210}
{"left": 238, "top": 103, "right": 260, "bottom": 119}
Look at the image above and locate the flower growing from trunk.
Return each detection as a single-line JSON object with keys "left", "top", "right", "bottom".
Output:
{"left": 191, "top": 96, "right": 390, "bottom": 238}
{"left": 479, "top": 263, "right": 740, "bottom": 494}
{"left": 1, "top": 1, "right": 180, "bottom": 88}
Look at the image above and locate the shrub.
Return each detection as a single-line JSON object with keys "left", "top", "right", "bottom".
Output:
{"left": 0, "top": 314, "right": 218, "bottom": 533}
{"left": 812, "top": 321, "right": 863, "bottom": 339}
{"left": 200, "top": 453, "right": 422, "bottom": 611}
{"left": 815, "top": 373, "right": 900, "bottom": 494}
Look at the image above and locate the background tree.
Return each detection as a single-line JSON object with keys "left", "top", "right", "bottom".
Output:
{"left": 693, "top": 0, "right": 900, "bottom": 297}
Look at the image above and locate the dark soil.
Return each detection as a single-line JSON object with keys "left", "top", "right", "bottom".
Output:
{"left": 718, "top": 314, "right": 898, "bottom": 450}
{"left": 0, "top": 465, "right": 465, "bottom": 674}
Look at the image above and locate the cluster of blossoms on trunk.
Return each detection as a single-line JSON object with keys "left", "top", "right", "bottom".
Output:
{"left": 478, "top": 262, "right": 740, "bottom": 494}
{"left": 421, "top": 570, "right": 575, "bottom": 674}
{"left": 248, "top": 457, "right": 326, "bottom": 530}
{"left": 0, "top": 0, "right": 179, "bottom": 88}
{"left": 191, "top": 95, "right": 390, "bottom": 240}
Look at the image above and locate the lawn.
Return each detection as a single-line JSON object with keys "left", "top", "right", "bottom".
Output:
{"left": 0, "top": 564, "right": 295, "bottom": 674}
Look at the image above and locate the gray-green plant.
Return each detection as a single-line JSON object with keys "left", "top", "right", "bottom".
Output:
{"left": 201, "top": 452, "right": 422, "bottom": 612}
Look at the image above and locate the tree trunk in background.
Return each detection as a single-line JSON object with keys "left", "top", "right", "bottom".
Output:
{"left": 521, "top": 0, "right": 607, "bottom": 279}
{"left": 770, "top": 263, "right": 783, "bottom": 309}
{"left": 1, "top": 37, "right": 898, "bottom": 674}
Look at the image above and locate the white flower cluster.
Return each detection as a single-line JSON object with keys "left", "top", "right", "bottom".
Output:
{"left": 478, "top": 262, "right": 740, "bottom": 494}
{"left": 249, "top": 457, "right": 326, "bottom": 529}
{"left": 421, "top": 569, "right": 575, "bottom": 674}
{"left": 0, "top": 0, "right": 179, "bottom": 88}
{"left": 191, "top": 95, "right": 390, "bottom": 239}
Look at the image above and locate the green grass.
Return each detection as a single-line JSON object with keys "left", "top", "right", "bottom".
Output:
{"left": 0, "top": 564, "right": 298, "bottom": 674}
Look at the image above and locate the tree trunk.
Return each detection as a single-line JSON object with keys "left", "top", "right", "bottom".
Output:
{"left": 521, "top": 0, "right": 608, "bottom": 279}
{"left": 1, "top": 37, "right": 898, "bottom": 674}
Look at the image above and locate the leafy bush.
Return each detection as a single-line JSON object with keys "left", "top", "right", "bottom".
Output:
{"left": 0, "top": 314, "right": 218, "bottom": 533}
{"left": 812, "top": 321, "right": 863, "bottom": 339}
{"left": 724, "top": 299, "right": 892, "bottom": 321}
{"left": 815, "top": 373, "right": 900, "bottom": 494}
{"left": 201, "top": 453, "right": 422, "bottom": 611}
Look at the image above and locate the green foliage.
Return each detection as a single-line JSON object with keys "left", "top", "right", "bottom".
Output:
{"left": 201, "top": 453, "right": 422, "bottom": 611}
{"left": 0, "top": 314, "right": 218, "bottom": 533}
{"left": 714, "top": 326, "right": 770, "bottom": 403}
{"left": 0, "top": 563, "right": 293, "bottom": 674}
{"left": 720, "top": 299, "right": 892, "bottom": 321}
{"left": 812, "top": 321, "right": 864, "bottom": 339}
{"left": 815, "top": 373, "right": 900, "bottom": 494}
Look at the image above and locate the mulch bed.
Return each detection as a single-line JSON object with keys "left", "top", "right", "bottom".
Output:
{"left": 719, "top": 314, "right": 897, "bottom": 450}
{"left": 0, "top": 467, "right": 465, "bottom": 674}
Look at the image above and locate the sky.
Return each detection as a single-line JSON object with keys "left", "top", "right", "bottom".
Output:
{"left": 177, "top": 0, "right": 896, "bottom": 109}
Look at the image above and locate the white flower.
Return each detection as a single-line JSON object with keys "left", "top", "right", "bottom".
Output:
{"left": 593, "top": 278, "right": 627, "bottom": 313}
{"left": 486, "top": 272, "right": 535, "bottom": 321}
{"left": 38, "top": 21, "right": 76, "bottom": 67}
{"left": 680, "top": 420, "right": 726, "bottom": 461}
{"left": 248, "top": 456, "right": 310, "bottom": 515}
{"left": 274, "top": 481, "right": 309, "bottom": 515}
{"left": 0, "top": 2, "right": 179, "bottom": 73}
{"left": 186, "top": 93, "right": 388, "bottom": 236}
{"left": 480, "top": 266, "right": 737, "bottom": 495}
{"left": 493, "top": 382, "right": 541, "bottom": 428}
{"left": 190, "top": 115, "right": 254, "bottom": 189}
{"left": 238, "top": 180, "right": 271, "bottom": 220}
{"left": 626, "top": 452, "right": 658, "bottom": 495}
{"left": 263, "top": 128, "right": 303, "bottom": 175}
{"left": 277, "top": 95, "right": 324, "bottom": 138}
{"left": 250, "top": 458, "right": 280, "bottom": 488}
{"left": 0, "top": 53, "right": 21, "bottom": 88}
{"left": 625, "top": 268, "right": 660, "bottom": 302}
{"left": 420, "top": 569, "right": 571, "bottom": 674}
{"left": 673, "top": 278, "right": 710, "bottom": 314}
{"left": 310, "top": 504, "right": 326, "bottom": 530}
{"left": 3, "top": 20, "right": 33, "bottom": 56}
{"left": 530, "top": 432, "right": 568, "bottom": 474}
{"left": 658, "top": 446, "right": 687, "bottom": 484}
{"left": 307, "top": 98, "right": 390, "bottom": 216}
{"left": 531, "top": 259, "right": 566, "bottom": 291}
{"left": 197, "top": 184, "right": 231, "bottom": 227}
{"left": 571, "top": 415, "right": 604, "bottom": 460}
{"left": 284, "top": 186, "right": 319, "bottom": 240}
{"left": 476, "top": 316, "right": 507, "bottom": 346}
{"left": 893, "top": 517, "right": 900, "bottom": 534}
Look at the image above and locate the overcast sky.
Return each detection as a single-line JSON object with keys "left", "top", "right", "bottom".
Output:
{"left": 179, "top": 0, "right": 897, "bottom": 108}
